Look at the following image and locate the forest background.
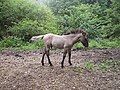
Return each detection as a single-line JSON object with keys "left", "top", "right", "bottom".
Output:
{"left": 0, "top": 0, "right": 120, "bottom": 50}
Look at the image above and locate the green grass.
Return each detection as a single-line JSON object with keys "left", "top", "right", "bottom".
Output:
{"left": 0, "top": 37, "right": 44, "bottom": 51}
{"left": 84, "top": 61, "right": 95, "bottom": 70}
{"left": 72, "top": 60, "right": 120, "bottom": 74}
{"left": 98, "top": 60, "right": 120, "bottom": 72}
{"left": 99, "top": 62, "right": 110, "bottom": 71}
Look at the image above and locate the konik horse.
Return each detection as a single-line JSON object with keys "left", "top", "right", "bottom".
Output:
{"left": 30, "top": 29, "right": 88, "bottom": 68}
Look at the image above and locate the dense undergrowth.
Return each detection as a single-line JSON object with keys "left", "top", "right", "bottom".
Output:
{"left": 0, "top": 37, "right": 120, "bottom": 51}
{"left": 0, "top": 0, "right": 120, "bottom": 51}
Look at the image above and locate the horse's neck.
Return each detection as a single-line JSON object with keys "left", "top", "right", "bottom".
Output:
{"left": 71, "top": 34, "right": 82, "bottom": 44}
{"left": 63, "top": 34, "right": 80, "bottom": 44}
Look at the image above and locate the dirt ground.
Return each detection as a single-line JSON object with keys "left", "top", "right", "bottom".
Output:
{"left": 0, "top": 48, "right": 120, "bottom": 90}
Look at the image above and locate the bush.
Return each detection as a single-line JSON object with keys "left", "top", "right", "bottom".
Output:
{"left": 55, "top": 4, "right": 106, "bottom": 38}
{"left": 0, "top": 36, "right": 45, "bottom": 50}
{"left": 0, "top": 0, "right": 59, "bottom": 38}
{"left": 0, "top": 37, "right": 26, "bottom": 48}
{"left": 9, "top": 19, "right": 44, "bottom": 41}
{"left": 101, "top": 1, "right": 120, "bottom": 38}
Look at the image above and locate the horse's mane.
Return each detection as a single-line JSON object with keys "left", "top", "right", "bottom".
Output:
{"left": 64, "top": 28, "right": 87, "bottom": 36}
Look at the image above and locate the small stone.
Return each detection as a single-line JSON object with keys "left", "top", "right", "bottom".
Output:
{"left": 73, "top": 87, "right": 76, "bottom": 89}
{"left": 13, "top": 86, "right": 16, "bottom": 88}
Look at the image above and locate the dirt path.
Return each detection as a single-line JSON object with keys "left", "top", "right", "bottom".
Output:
{"left": 0, "top": 48, "right": 120, "bottom": 90}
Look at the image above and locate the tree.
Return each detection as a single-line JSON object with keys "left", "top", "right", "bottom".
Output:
{"left": 102, "top": 0, "right": 120, "bottom": 38}
{"left": 0, "top": 0, "right": 59, "bottom": 40}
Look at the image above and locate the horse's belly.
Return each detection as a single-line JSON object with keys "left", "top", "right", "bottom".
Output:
{"left": 52, "top": 39, "right": 64, "bottom": 49}
{"left": 53, "top": 42, "right": 64, "bottom": 49}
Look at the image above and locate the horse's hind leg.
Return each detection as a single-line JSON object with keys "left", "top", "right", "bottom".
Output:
{"left": 61, "top": 49, "right": 67, "bottom": 68}
{"left": 46, "top": 49, "right": 53, "bottom": 66}
{"left": 68, "top": 50, "right": 72, "bottom": 66}
{"left": 41, "top": 48, "right": 46, "bottom": 66}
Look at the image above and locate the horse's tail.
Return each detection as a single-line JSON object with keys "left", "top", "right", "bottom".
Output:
{"left": 38, "top": 35, "right": 44, "bottom": 39}
{"left": 30, "top": 35, "right": 44, "bottom": 41}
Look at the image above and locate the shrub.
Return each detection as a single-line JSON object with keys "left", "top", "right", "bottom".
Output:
{"left": 0, "top": 36, "right": 45, "bottom": 50}
{"left": 1, "top": 0, "right": 59, "bottom": 38}
{"left": 9, "top": 19, "right": 44, "bottom": 41}
{"left": 0, "top": 37, "right": 25, "bottom": 48}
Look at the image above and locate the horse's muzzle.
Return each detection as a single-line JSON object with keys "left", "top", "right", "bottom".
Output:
{"left": 81, "top": 39, "right": 89, "bottom": 48}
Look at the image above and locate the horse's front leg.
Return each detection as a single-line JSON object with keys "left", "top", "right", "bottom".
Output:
{"left": 68, "top": 50, "right": 72, "bottom": 66}
{"left": 61, "top": 49, "right": 67, "bottom": 68}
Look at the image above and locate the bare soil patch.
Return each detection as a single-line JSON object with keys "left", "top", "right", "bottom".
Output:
{"left": 0, "top": 48, "right": 120, "bottom": 90}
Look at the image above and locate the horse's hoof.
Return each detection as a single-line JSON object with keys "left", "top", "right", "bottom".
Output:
{"left": 61, "top": 66, "right": 64, "bottom": 68}
{"left": 69, "top": 63, "right": 72, "bottom": 66}
{"left": 42, "top": 63, "right": 44, "bottom": 66}
{"left": 50, "top": 64, "right": 53, "bottom": 66}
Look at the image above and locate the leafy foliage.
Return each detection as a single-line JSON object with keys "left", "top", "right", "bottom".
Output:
{"left": 0, "top": 37, "right": 25, "bottom": 48}
{"left": 47, "top": 0, "right": 120, "bottom": 38}
{"left": 0, "top": 0, "right": 119, "bottom": 49}
{"left": 0, "top": 0, "right": 58, "bottom": 40}
{"left": 101, "top": 0, "right": 120, "bottom": 38}
{"left": 63, "top": 4, "right": 104, "bottom": 38}
{"left": 9, "top": 19, "right": 42, "bottom": 41}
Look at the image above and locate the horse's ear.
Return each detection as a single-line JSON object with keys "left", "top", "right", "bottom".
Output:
{"left": 82, "top": 32, "right": 86, "bottom": 36}
{"left": 81, "top": 30, "right": 88, "bottom": 37}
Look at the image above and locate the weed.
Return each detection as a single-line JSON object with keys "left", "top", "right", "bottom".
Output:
{"left": 84, "top": 61, "right": 95, "bottom": 70}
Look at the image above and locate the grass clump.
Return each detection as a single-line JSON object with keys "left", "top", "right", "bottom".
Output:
{"left": 84, "top": 61, "right": 95, "bottom": 71}
{"left": 98, "top": 60, "right": 120, "bottom": 72}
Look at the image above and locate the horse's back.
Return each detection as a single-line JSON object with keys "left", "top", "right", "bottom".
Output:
{"left": 43, "top": 33, "right": 59, "bottom": 45}
{"left": 43, "top": 33, "right": 62, "bottom": 39}
{"left": 43, "top": 33, "right": 65, "bottom": 49}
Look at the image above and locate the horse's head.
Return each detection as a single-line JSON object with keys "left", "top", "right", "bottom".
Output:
{"left": 74, "top": 29, "right": 89, "bottom": 48}
{"left": 75, "top": 29, "right": 88, "bottom": 47}
{"left": 80, "top": 33, "right": 89, "bottom": 47}
{"left": 64, "top": 29, "right": 89, "bottom": 47}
